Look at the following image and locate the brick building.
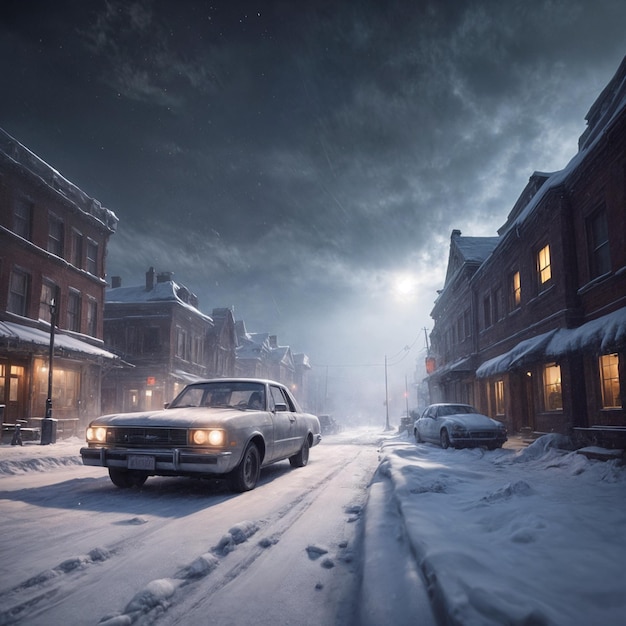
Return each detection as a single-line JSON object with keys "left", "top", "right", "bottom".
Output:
{"left": 427, "top": 56, "right": 626, "bottom": 442}
{"left": 0, "top": 128, "right": 119, "bottom": 436}
{"left": 102, "top": 268, "right": 237, "bottom": 413}
{"left": 235, "top": 322, "right": 313, "bottom": 410}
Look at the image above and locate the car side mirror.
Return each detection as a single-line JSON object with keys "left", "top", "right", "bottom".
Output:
{"left": 164, "top": 402, "right": 170, "bottom": 409}
{"left": 274, "top": 402, "right": 288, "bottom": 412}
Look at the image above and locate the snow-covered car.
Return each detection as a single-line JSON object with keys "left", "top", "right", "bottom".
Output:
{"left": 80, "top": 378, "right": 321, "bottom": 492}
{"left": 414, "top": 403, "right": 507, "bottom": 450}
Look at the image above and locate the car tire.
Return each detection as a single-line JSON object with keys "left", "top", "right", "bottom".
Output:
{"left": 415, "top": 429, "right": 423, "bottom": 444}
{"left": 440, "top": 430, "right": 451, "bottom": 449}
{"left": 108, "top": 468, "right": 148, "bottom": 489}
{"left": 230, "top": 442, "right": 261, "bottom": 492}
{"left": 289, "top": 436, "right": 310, "bottom": 468}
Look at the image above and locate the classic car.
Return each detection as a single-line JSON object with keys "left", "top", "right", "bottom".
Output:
{"left": 80, "top": 378, "right": 321, "bottom": 492}
{"left": 414, "top": 403, "right": 507, "bottom": 450}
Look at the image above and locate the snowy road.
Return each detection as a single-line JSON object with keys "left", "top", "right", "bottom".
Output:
{"left": 0, "top": 434, "right": 381, "bottom": 626}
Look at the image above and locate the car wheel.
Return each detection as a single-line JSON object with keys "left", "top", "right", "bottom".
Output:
{"left": 230, "top": 442, "right": 261, "bottom": 492}
{"left": 415, "top": 429, "right": 423, "bottom": 444}
{"left": 440, "top": 430, "right": 451, "bottom": 449}
{"left": 108, "top": 468, "right": 148, "bottom": 489}
{"left": 289, "top": 437, "right": 310, "bottom": 468}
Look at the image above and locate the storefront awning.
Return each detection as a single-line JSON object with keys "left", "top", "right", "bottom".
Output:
{"left": 0, "top": 320, "right": 119, "bottom": 362}
{"left": 172, "top": 369, "right": 209, "bottom": 384}
{"left": 476, "top": 307, "right": 626, "bottom": 379}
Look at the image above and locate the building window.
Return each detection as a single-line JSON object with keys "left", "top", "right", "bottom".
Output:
{"left": 48, "top": 214, "right": 65, "bottom": 257}
{"left": 86, "top": 298, "right": 97, "bottom": 337}
{"left": 456, "top": 316, "right": 464, "bottom": 344}
{"left": 483, "top": 294, "right": 492, "bottom": 328}
{"left": 67, "top": 290, "right": 81, "bottom": 332}
{"left": 39, "top": 281, "right": 58, "bottom": 323}
{"left": 464, "top": 308, "right": 471, "bottom": 338}
{"left": 144, "top": 327, "right": 160, "bottom": 353}
{"left": 588, "top": 210, "right": 610, "bottom": 279}
{"left": 510, "top": 270, "right": 521, "bottom": 309}
{"left": 176, "top": 327, "right": 189, "bottom": 360}
{"left": 8, "top": 269, "right": 29, "bottom": 316}
{"left": 494, "top": 379, "right": 505, "bottom": 415}
{"left": 599, "top": 354, "right": 621, "bottom": 409}
{"left": 492, "top": 286, "right": 502, "bottom": 322}
{"left": 543, "top": 363, "right": 562, "bottom": 411}
{"left": 14, "top": 199, "right": 33, "bottom": 240}
{"left": 537, "top": 244, "right": 552, "bottom": 291}
{"left": 71, "top": 230, "right": 83, "bottom": 268}
{"left": 86, "top": 239, "right": 98, "bottom": 275}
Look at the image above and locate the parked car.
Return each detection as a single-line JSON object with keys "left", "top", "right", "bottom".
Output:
{"left": 318, "top": 414, "right": 341, "bottom": 435}
{"left": 414, "top": 403, "right": 507, "bottom": 450}
{"left": 80, "top": 378, "right": 321, "bottom": 492}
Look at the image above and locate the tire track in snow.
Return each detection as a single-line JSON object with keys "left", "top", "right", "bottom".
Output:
{"left": 100, "top": 450, "right": 367, "bottom": 625}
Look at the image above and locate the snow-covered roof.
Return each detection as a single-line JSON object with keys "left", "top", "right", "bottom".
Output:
{"left": 106, "top": 281, "right": 212, "bottom": 322}
{"left": 0, "top": 320, "right": 119, "bottom": 361}
{"left": 476, "top": 307, "right": 626, "bottom": 378}
{"left": 455, "top": 235, "right": 500, "bottom": 263}
{"left": 0, "top": 127, "right": 118, "bottom": 232}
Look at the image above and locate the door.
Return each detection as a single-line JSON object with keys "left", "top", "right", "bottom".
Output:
{"left": 269, "top": 384, "right": 299, "bottom": 459}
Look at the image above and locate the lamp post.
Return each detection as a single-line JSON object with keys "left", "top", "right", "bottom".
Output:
{"left": 41, "top": 298, "right": 57, "bottom": 445}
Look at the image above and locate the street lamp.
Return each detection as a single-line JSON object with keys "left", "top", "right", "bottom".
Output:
{"left": 41, "top": 298, "right": 57, "bottom": 445}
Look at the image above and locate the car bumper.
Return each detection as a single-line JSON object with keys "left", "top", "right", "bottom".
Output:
{"left": 80, "top": 446, "right": 235, "bottom": 475}
{"left": 449, "top": 434, "right": 507, "bottom": 448}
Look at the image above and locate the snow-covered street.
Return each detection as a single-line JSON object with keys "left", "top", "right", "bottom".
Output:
{"left": 1, "top": 430, "right": 625, "bottom": 626}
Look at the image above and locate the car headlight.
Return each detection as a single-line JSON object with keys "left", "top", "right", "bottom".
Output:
{"left": 190, "top": 429, "right": 225, "bottom": 446}
{"left": 451, "top": 424, "right": 468, "bottom": 434}
{"left": 86, "top": 426, "right": 107, "bottom": 443}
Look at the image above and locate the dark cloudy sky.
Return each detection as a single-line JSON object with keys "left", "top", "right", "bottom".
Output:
{"left": 1, "top": 1, "right": 625, "bottom": 417}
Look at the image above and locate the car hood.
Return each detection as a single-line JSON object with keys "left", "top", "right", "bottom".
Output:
{"left": 89, "top": 407, "right": 261, "bottom": 428}
{"left": 443, "top": 413, "right": 505, "bottom": 429}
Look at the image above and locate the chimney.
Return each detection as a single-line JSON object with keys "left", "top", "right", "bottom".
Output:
{"left": 111, "top": 276, "right": 122, "bottom": 288}
{"left": 269, "top": 335, "right": 278, "bottom": 348}
{"left": 157, "top": 271, "right": 174, "bottom": 283}
{"left": 146, "top": 267, "right": 156, "bottom": 291}
{"left": 451, "top": 229, "right": 462, "bottom": 239}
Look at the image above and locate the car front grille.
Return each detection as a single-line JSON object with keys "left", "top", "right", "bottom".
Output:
{"left": 107, "top": 427, "right": 188, "bottom": 447}
{"left": 469, "top": 431, "right": 499, "bottom": 439}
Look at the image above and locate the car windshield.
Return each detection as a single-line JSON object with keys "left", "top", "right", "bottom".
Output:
{"left": 439, "top": 404, "right": 476, "bottom": 416}
{"left": 168, "top": 382, "right": 265, "bottom": 410}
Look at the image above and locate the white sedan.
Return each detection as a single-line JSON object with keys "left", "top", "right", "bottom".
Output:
{"left": 414, "top": 403, "right": 507, "bottom": 450}
{"left": 81, "top": 378, "right": 321, "bottom": 492}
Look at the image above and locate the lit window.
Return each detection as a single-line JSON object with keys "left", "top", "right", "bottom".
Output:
{"left": 494, "top": 379, "right": 505, "bottom": 415}
{"left": 543, "top": 363, "right": 562, "bottom": 411}
{"left": 511, "top": 271, "right": 521, "bottom": 308}
{"left": 599, "top": 354, "right": 621, "bottom": 409}
{"left": 588, "top": 211, "right": 610, "bottom": 278}
{"left": 537, "top": 244, "right": 551, "bottom": 289}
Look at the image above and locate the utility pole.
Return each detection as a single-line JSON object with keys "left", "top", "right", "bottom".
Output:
{"left": 384, "top": 355, "right": 390, "bottom": 431}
